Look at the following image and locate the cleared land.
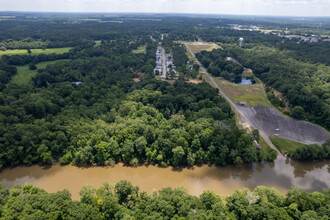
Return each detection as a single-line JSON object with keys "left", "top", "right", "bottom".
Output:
{"left": 236, "top": 105, "right": 330, "bottom": 146}
{"left": 185, "top": 42, "right": 330, "bottom": 154}
{"left": 0, "top": 47, "right": 72, "bottom": 57}
{"left": 11, "top": 60, "right": 69, "bottom": 85}
{"left": 132, "top": 45, "right": 146, "bottom": 54}
{"left": 187, "top": 79, "right": 203, "bottom": 84}
{"left": 213, "top": 78, "right": 270, "bottom": 107}
{"left": 270, "top": 137, "right": 306, "bottom": 155}
{"left": 184, "top": 42, "right": 222, "bottom": 53}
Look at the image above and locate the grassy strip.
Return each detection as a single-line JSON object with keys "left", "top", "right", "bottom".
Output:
{"left": 0, "top": 47, "right": 72, "bottom": 57}
{"left": 270, "top": 137, "right": 305, "bottom": 155}
{"left": 132, "top": 45, "right": 146, "bottom": 54}
{"left": 258, "top": 136, "right": 278, "bottom": 161}
{"left": 11, "top": 60, "right": 69, "bottom": 85}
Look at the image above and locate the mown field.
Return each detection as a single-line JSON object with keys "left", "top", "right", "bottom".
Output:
{"left": 132, "top": 45, "right": 146, "bottom": 54}
{"left": 185, "top": 42, "right": 221, "bottom": 53}
{"left": 213, "top": 77, "right": 270, "bottom": 107}
{"left": 270, "top": 137, "right": 306, "bottom": 155}
{"left": 0, "top": 47, "right": 72, "bottom": 56}
{"left": 11, "top": 60, "right": 69, "bottom": 85}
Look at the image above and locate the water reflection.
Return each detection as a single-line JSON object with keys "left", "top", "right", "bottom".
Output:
{"left": 231, "top": 77, "right": 256, "bottom": 85}
{"left": 0, "top": 158, "right": 328, "bottom": 200}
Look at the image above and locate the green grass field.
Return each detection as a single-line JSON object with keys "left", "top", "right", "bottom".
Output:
{"left": 185, "top": 42, "right": 221, "bottom": 54}
{"left": 213, "top": 77, "right": 270, "bottom": 107}
{"left": 132, "top": 45, "right": 146, "bottom": 54}
{"left": 270, "top": 137, "right": 306, "bottom": 155}
{"left": 11, "top": 60, "right": 69, "bottom": 85}
{"left": 0, "top": 47, "right": 72, "bottom": 57}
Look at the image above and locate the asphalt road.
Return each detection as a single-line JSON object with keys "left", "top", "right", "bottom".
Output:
{"left": 185, "top": 43, "right": 330, "bottom": 155}
{"left": 161, "top": 47, "right": 167, "bottom": 78}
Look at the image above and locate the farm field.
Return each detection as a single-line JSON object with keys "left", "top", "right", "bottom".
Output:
{"left": 0, "top": 47, "right": 72, "bottom": 56}
{"left": 11, "top": 59, "right": 69, "bottom": 85}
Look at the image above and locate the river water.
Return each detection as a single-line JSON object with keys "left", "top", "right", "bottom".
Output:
{"left": 0, "top": 157, "right": 329, "bottom": 200}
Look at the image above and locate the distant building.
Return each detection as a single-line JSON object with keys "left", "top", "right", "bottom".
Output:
{"left": 0, "top": 46, "right": 6, "bottom": 51}
{"left": 310, "top": 38, "right": 318, "bottom": 43}
{"left": 72, "top": 81, "right": 83, "bottom": 85}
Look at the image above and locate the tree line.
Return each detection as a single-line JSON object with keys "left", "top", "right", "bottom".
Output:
{"left": 196, "top": 49, "right": 244, "bottom": 80}
{"left": 0, "top": 181, "right": 328, "bottom": 219}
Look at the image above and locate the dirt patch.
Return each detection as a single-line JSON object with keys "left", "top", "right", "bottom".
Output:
{"left": 133, "top": 78, "right": 140, "bottom": 82}
{"left": 187, "top": 79, "right": 203, "bottom": 84}
{"left": 272, "top": 88, "right": 290, "bottom": 112}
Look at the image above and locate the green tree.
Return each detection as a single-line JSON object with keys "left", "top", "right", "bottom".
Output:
{"left": 172, "top": 146, "right": 185, "bottom": 166}
{"left": 114, "top": 180, "right": 138, "bottom": 204}
{"left": 251, "top": 129, "right": 260, "bottom": 142}
{"left": 292, "top": 106, "right": 305, "bottom": 120}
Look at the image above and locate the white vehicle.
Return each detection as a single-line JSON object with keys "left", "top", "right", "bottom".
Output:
{"left": 275, "top": 128, "right": 280, "bottom": 131}
{"left": 273, "top": 134, "right": 279, "bottom": 137}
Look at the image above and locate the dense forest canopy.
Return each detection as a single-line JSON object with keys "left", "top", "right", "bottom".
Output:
{"left": 0, "top": 12, "right": 329, "bottom": 168}
{"left": 0, "top": 30, "right": 277, "bottom": 169}
{"left": 0, "top": 181, "right": 329, "bottom": 219}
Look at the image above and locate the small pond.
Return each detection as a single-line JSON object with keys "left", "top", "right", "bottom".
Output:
{"left": 232, "top": 77, "right": 255, "bottom": 85}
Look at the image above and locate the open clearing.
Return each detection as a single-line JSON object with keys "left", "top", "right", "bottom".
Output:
{"left": 11, "top": 60, "right": 69, "bottom": 85}
{"left": 236, "top": 105, "right": 330, "bottom": 146}
{"left": 270, "top": 137, "right": 306, "bottom": 155}
{"left": 213, "top": 77, "right": 270, "bottom": 107}
{"left": 0, "top": 47, "right": 72, "bottom": 57}
{"left": 184, "top": 42, "right": 222, "bottom": 53}
{"left": 187, "top": 79, "right": 203, "bottom": 84}
{"left": 132, "top": 45, "right": 146, "bottom": 54}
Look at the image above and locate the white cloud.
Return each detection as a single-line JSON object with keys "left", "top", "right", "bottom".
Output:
{"left": 0, "top": 0, "right": 329, "bottom": 16}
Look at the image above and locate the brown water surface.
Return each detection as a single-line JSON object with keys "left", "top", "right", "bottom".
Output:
{"left": 0, "top": 157, "right": 329, "bottom": 200}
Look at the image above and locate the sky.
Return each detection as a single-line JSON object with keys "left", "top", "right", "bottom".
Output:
{"left": 1, "top": 0, "right": 330, "bottom": 17}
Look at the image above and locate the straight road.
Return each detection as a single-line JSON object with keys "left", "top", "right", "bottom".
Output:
{"left": 184, "top": 43, "right": 281, "bottom": 155}
{"left": 161, "top": 47, "right": 167, "bottom": 78}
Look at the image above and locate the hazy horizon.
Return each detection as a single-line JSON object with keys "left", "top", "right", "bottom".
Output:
{"left": 1, "top": 0, "right": 329, "bottom": 17}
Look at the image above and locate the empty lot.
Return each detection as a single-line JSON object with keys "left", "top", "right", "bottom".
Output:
{"left": 236, "top": 105, "right": 330, "bottom": 146}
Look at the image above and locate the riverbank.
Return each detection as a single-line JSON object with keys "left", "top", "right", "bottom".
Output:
{"left": 0, "top": 157, "right": 328, "bottom": 200}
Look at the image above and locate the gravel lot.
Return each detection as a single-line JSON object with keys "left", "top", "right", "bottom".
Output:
{"left": 236, "top": 105, "right": 330, "bottom": 146}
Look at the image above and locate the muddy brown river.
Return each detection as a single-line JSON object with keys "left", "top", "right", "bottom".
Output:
{"left": 0, "top": 157, "right": 329, "bottom": 200}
